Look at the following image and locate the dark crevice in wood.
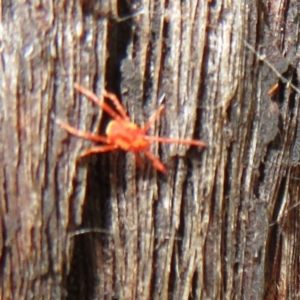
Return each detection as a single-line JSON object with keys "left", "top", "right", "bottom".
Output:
{"left": 255, "top": 161, "right": 266, "bottom": 198}
{"left": 168, "top": 241, "right": 177, "bottom": 299}
{"left": 191, "top": 268, "right": 200, "bottom": 299}
{"left": 142, "top": 42, "right": 153, "bottom": 107}
{"left": 65, "top": 1, "right": 135, "bottom": 295}
{"left": 264, "top": 224, "right": 283, "bottom": 299}
{"left": 66, "top": 158, "right": 111, "bottom": 299}
{"left": 222, "top": 146, "right": 233, "bottom": 294}
{"left": 105, "top": 3, "right": 134, "bottom": 95}
{"left": 287, "top": 69, "right": 299, "bottom": 113}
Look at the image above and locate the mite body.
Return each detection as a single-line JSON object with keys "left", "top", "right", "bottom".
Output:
{"left": 57, "top": 84, "right": 206, "bottom": 173}
{"left": 106, "top": 121, "right": 150, "bottom": 151}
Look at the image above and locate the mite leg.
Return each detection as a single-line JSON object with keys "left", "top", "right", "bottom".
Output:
{"left": 144, "top": 151, "right": 166, "bottom": 174}
{"left": 56, "top": 119, "right": 108, "bottom": 143}
{"left": 146, "top": 135, "right": 206, "bottom": 147}
{"left": 134, "top": 152, "right": 145, "bottom": 169}
{"left": 74, "top": 83, "right": 124, "bottom": 121}
{"left": 81, "top": 145, "right": 118, "bottom": 157}
{"left": 143, "top": 106, "right": 165, "bottom": 132}
{"left": 102, "top": 90, "right": 130, "bottom": 122}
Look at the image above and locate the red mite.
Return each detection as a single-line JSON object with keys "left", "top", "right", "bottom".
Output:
{"left": 56, "top": 83, "right": 206, "bottom": 173}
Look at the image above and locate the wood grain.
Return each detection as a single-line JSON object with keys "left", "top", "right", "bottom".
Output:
{"left": 0, "top": 0, "right": 299, "bottom": 299}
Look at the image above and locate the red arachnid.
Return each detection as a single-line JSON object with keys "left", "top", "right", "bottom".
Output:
{"left": 56, "top": 83, "right": 206, "bottom": 173}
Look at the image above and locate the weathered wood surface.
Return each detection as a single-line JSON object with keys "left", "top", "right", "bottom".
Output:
{"left": 0, "top": 0, "right": 299, "bottom": 299}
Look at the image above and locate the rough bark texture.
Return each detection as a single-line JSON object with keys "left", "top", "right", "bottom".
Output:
{"left": 0, "top": 0, "right": 299, "bottom": 299}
